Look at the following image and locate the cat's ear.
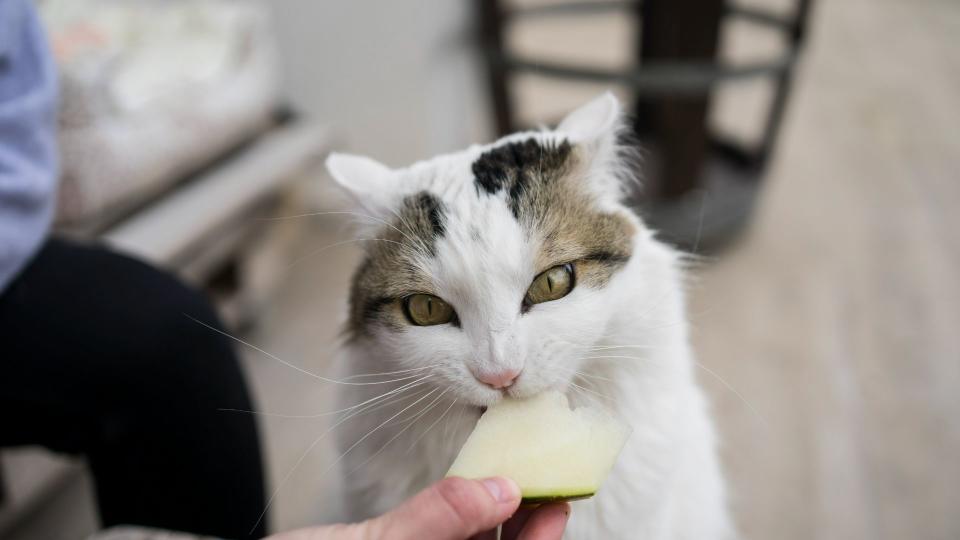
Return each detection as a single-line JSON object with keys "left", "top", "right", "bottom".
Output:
{"left": 557, "top": 92, "right": 633, "bottom": 200}
{"left": 556, "top": 91, "right": 621, "bottom": 144}
{"left": 325, "top": 152, "right": 396, "bottom": 215}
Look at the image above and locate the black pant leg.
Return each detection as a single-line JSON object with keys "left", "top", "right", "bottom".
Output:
{"left": 0, "top": 238, "right": 267, "bottom": 539}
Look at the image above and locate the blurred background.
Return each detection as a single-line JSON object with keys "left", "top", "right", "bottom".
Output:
{"left": 1, "top": 0, "right": 958, "bottom": 539}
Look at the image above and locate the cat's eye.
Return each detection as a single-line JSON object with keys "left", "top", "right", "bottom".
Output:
{"left": 524, "top": 264, "right": 575, "bottom": 307}
{"left": 403, "top": 294, "right": 456, "bottom": 326}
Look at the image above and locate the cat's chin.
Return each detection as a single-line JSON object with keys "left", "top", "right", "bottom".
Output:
{"left": 469, "top": 383, "right": 567, "bottom": 409}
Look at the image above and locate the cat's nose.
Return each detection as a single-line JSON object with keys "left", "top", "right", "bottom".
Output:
{"left": 476, "top": 368, "right": 521, "bottom": 389}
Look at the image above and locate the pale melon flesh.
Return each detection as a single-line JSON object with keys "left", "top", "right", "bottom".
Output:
{"left": 446, "top": 391, "right": 630, "bottom": 503}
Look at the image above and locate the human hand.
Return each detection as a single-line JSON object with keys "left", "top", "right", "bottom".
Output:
{"left": 267, "top": 476, "right": 569, "bottom": 540}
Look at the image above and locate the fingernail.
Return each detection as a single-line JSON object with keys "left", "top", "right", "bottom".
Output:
{"left": 481, "top": 477, "right": 520, "bottom": 503}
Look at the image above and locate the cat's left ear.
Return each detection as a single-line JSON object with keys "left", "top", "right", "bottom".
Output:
{"left": 556, "top": 91, "right": 621, "bottom": 144}
{"left": 557, "top": 92, "right": 631, "bottom": 200}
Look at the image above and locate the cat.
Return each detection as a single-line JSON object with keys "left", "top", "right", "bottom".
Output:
{"left": 325, "top": 93, "right": 732, "bottom": 539}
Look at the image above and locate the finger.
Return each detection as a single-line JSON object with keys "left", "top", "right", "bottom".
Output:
{"left": 500, "top": 505, "right": 538, "bottom": 539}
{"left": 517, "top": 503, "right": 570, "bottom": 540}
{"left": 469, "top": 529, "right": 498, "bottom": 540}
{"left": 367, "top": 476, "right": 521, "bottom": 540}
{"left": 265, "top": 523, "right": 359, "bottom": 540}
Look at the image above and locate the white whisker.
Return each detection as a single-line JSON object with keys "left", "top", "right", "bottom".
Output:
{"left": 444, "top": 400, "right": 470, "bottom": 453}
{"left": 405, "top": 396, "right": 458, "bottom": 455}
{"left": 573, "top": 370, "right": 615, "bottom": 383}
{"left": 285, "top": 237, "right": 402, "bottom": 271}
{"left": 340, "top": 365, "right": 438, "bottom": 381}
{"left": 221, "top": 375, "right": 433, "bottom": 419}
{"left": 573, "top": 349, "right": 767, "bottom": 428}
{"left": 695, "top": 362, "right": 768, "bottom": 428}
{"left": 387, "top": 387, "right": 448, "bottom": 429}
{"left": 568, "top": 380, "right": 613, "bottom": 404}
{"left": 186, "top": 315, "right": 432, "bottom": 386}
{"left": 347, "top": 389, "right": 451, "bottom": 475}
{"left": 260, "top": 210, "right": 425, "bottom": 251}
{"left": 386, "top": 205, "right": 432, "bottom": 258}
{"left": 580, "top": 355, "right": 659, "bottom": 362}
{"left": 326, "top": 388, "right": 441, "bottom": 477}
{"left": 246, "top": 377, "right": 432, "bottom": 533}
{"left": 587, "top": 344, "right": 659, "bottom": 351}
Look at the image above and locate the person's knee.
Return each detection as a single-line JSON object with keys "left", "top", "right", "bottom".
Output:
{"left": 97, "top": 253, "right": 244, "bottom": 398}
{"left": 156, "top": 291, "right": 244, "bottom": 391}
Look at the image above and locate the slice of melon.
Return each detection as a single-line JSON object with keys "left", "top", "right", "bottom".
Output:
{"left": 446, "top": 391, "right": 630, "bottom": 503}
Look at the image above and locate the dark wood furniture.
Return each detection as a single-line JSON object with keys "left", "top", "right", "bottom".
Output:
{"left": 477, "top": 0, "right": 813, "bottom": 250}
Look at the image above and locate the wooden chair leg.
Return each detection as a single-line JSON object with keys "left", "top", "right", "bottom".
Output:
{"left": 756, "top": 0, "right": 814, "bottom": 171}
{"left": 478, "top": 0, "right": 514, "bottom": 136}
{"left": 635, "top": 0, "right": 725, "bottom": 200}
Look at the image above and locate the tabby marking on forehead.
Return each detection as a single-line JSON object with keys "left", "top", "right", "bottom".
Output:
{"left": 405, "top": 191, "right": 446, "bottom": 254}
{"left": 471, "top": 137, "right": 635, "bottom": 288}
{"left": 472, "top": 138, "right": 573, "bottom": 219}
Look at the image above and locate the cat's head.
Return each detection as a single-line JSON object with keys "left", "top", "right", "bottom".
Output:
{"left": 327, "top": 93, "right": 650, "bottom": 406}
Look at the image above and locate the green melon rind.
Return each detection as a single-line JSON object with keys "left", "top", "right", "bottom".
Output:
{"left": 521, "top": 492, "right": 595, "bottom": 504}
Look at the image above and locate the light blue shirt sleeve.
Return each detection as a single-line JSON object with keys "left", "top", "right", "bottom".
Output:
{"left": 0, "top": 0, "right": 59, "bottom": 292}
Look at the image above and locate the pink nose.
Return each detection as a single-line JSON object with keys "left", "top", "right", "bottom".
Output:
{"left": 476, "top": 369, "right": 521, "bottom": 389}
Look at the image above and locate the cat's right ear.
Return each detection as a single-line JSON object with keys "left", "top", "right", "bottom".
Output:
{"left": 325, "top": 152, "right": 396, "bottom": 215}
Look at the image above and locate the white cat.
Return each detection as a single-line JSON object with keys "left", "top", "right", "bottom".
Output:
{"left": 325, "top": 93, "right": 732, "bottom": 539}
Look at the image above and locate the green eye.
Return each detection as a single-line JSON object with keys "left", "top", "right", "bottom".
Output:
{"left": 525, "top": 264, "right": 575, "bottom": 306}
{"left": 403, "top": 294, "right": 456, "bottom": 326}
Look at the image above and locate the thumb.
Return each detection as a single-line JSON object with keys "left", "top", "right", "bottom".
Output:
{"left": 363, "top": 476, "right": 521, "bottom": 540}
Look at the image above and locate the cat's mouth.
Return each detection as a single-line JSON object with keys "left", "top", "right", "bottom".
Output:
{"left": 479, "top": 406, "right": 488, "bottom": 414}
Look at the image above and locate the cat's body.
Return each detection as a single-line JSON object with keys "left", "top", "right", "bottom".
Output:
{"left": 327, "top": 94, "right": 732, "bottom": 539}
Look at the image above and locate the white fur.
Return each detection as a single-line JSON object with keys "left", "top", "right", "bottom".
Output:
{"left": 327, "top": 95, "right": 733, "bottom": 539}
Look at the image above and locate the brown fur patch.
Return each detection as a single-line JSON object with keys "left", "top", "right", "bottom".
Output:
{"left": 511, "top": 146, "right": 636, "bottom": 288}
{"left": 472, "top": 138, "right": 574, "bottom": 218}
{"left": 473, "top": 138, "right": 635, "bottom": 287}
{"left": 346, "top": 192, "right": 446, "bottom": 337}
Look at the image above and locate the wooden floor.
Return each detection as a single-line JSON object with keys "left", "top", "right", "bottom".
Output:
{"left": 245, "top": 0, "right": 960, "bottom": 538}
{"left": 688, "top": 1, "right": 960, "bottom": 538}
